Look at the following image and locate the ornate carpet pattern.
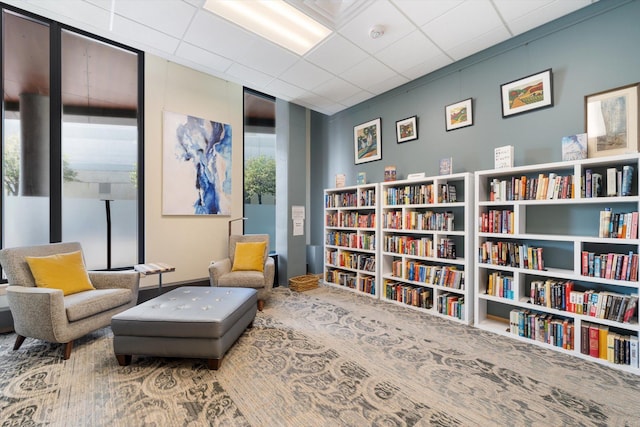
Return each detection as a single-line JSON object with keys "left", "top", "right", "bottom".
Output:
{"left": 1, "top": 284, "right": 640, "bottom": 426}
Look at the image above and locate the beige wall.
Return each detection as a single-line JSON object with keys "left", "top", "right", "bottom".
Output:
{"left": 142, "top": 55, "right": 244, "bottom": 288}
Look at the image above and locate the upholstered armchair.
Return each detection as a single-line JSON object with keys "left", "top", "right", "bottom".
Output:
{"left": 209, "top": 234, "right": 274, "bottom": 311}
{"left": 0, "top": 242, "right": 140, "bottom": 359}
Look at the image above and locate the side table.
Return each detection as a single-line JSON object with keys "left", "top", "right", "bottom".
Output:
{"left": 134, "top": 262, "right": 175, "bottom": 292}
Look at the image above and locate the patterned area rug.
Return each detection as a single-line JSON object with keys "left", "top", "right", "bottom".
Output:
{"left": 1, "top": 285, "right": 640, "bottom": 426}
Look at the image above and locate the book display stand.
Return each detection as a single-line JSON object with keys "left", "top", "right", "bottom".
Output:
{"left": 323, "top": 184, "right": 378, "bottom": 298}
{"left": 474, "top": 153, "right": 640, "bottom": 373}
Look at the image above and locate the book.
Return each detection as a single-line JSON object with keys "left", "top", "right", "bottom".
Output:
{"left": 357, "top": 172, "right": 367, "bottom": 185}
{"left": 494, "top": 145, "right": 514, "bottom": 169}
{"left": 335, "top": 173, "right": 346, "bottom": 188}
{"left": 384, "top": 166, "right": 397, "bottom": 182}
{"left": 606, "top": 167, "right": 618, "bottom": 196}
{"left": 561, "top": 133, "right": 587, "bottom": 161}
{"left": 622, "top": 165, "right": 634, "bottom": 196}
{"left": 439, "top": 157, "right": 453, "bottom": 175}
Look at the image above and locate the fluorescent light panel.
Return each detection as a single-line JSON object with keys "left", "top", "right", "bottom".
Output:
{"left": 203, "top": 0, "right": 331, "bottom": 55}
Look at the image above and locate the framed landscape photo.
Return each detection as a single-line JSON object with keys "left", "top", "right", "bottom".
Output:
{"left": 395, "top": 116, "right": 418, "bottom": 143}
{"left": 445, "top": 98, "right": 473, "bottom": 131}
{"left": 585, "top": 83, "right": 639, "bottom": 158}
{"left": 500, "top": 69, "right": 553, "bottom": 118}
{"left": 354, "top": 118, "right": 381, "bottom": 164}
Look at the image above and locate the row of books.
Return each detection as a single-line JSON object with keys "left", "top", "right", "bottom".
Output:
{"left": 359, "top": 189, "right": 376, "bottom": 207}
{"left": 436, "top": 293, "right": 465, "bottom": 320}
{"left": 325, "top": 269, "right": 356, "bottom": 288}
{"left": 580, "top": 251, "right": 638, "bottom": 282}
{"left": 384, "top": 184, "right": 434, "bottom": 205}
{"left": 383, "top": 235, "right": 433, "bottom": 257}
{"left": 383, "top": 280, "right": 432, "bottom": 308}
{"left": 490, "top": 173, "right": 574, "bottom": 201}
{"left": 357, "top": 276, "right": 376, "bottom": 295}
{"left": 325, "top": 192, "right": 358, "bottom": 208}
{"left": 326, "top": 251, "right": 375, "bottom": 272}
{"left": 383, "top": 210, "right": 455, "bottom": 232}
{"left": 584, "top": 165, "right": 634, "bottom": 198}
{"left": 325, "top": 231, "right": 376, "bottom": 250}
{"left": 478, "top": 241, "right": 544, "bottom": 270}
{"left": 392, "top": 260, "right": 465, "bottom": 289}
{"left": 509, "top": 309, "right": 574, "bottom": 350}
{"left": 529, "top": 279, "right": 638, "bottom": 323}
{"left": 486, "top": 271, "right": 514, "bottom": 299}
{"left": 325, "top": 212, "right": 376, "bottom": 228}
{"left": 438, "top": 184, "right": 457, "bottom": 203}
{"left": 581, "top": 322, "right": 638, "bottom": 367}
{"left": 598, "top": 209, "right": 638, "bottom": 239}
{"left": 479, "top": 209, "right": 514, "bottom": 234}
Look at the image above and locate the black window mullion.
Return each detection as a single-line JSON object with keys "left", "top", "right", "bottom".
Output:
{"left": 49, "top": 21, "right": 61, "bottom": 243}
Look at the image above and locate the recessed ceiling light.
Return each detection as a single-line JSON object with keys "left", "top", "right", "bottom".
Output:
{"left": 203, "top": 0, "right": 332, "bottom": 56}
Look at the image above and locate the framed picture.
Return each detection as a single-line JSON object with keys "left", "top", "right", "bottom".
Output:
{"left": 395, "top": 116, "right": 418, "bottom": 143}
{"left": 585, "top": 83, "right": 639, "bottom": 158}
{"left": 500, "top": 69, "right": 553, "bottom": 118}
{"left": 354, "top": 118, "right": 381, "bottom": 164}
{"left": 445, "top": 98, "right": 473, "bottom": 131}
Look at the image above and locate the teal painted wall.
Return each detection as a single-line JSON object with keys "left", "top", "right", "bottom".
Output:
{"left": 310, "top": 0, "right": 640, "bottom": 245}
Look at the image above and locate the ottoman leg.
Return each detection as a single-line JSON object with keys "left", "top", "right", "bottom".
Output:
{"left": 116, "top": 354, "right": 132, "bottom": 366}
{"left": 207, "top": 358, "right": 222, "bottom": 370}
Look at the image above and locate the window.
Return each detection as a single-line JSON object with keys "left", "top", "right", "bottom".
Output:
{"left": 1, "top": 8, "right": 143, "bottom": 272}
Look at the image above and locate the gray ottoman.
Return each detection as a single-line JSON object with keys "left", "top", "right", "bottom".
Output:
{"left": 111, "top": 286, "right": 257, "bottom": 369}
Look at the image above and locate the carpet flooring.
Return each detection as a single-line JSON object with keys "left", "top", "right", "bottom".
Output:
{"left": 1, "top": 284, "right": 640, "bottom": 426}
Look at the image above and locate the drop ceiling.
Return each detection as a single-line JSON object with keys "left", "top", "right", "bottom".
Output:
{"left": 4, "top": 0, "right": 598, "bottom": 116}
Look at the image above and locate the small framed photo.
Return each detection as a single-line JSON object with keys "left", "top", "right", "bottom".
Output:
{"left": 395, "top": 116, "right": 418, "bottom": 143}
{"left": 354, "top": 118, "right": 381, "bottom": 164}
{"left": 585, "top": 83, "right": 639, "bottom": 158}
{"left": 445, "top": 98, "right": 473, "bottom": 131}
{"left": 500, "top": 69, "right": 553, "bottom": 118}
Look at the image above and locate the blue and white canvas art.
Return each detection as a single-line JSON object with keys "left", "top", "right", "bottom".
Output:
{"left": 162, "top": 111, "right": 232, "bottom": 215}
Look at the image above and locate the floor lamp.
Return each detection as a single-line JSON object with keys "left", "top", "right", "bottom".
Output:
{"left": 228, "top": 217, "right": 247, "bottom": 237}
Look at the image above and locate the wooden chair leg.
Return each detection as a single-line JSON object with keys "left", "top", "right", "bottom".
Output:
{"left": 116, "top": 354, "right": 132, "bottom": 366}
{"left": 207, "top": 357, "right": 222, "bottom": 370}
{"left": 13, "top": 334, "right": 26, "bottom": 351}
{"left": 63, "top": 341, "right": 74, "bottom": 360}
{"left": 257, "top": 299, "right": 265, "bottom": 311}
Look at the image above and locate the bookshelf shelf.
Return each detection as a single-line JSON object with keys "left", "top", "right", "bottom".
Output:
{"left": 380, "top": 172, "right": 474, "bottom": 324}
{"left": 474, "top": 153, "right": 640, "bottom": 373}
{"left": 324, "top": 184, "right": 379, "bottom": 298}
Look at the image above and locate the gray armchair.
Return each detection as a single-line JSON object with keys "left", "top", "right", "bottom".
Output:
{"left": 209, "top": 234, "right": 274, "bottom": 311}
{"left": 0, "top": 242, "right": 140, "bottom": 359}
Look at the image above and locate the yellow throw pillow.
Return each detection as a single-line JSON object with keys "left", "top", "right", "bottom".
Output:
{"left": 232, "top": 241, "right": 266, "bottom": 272}
{"left": 26, "top": 250, "right": 95, "bottom": 296}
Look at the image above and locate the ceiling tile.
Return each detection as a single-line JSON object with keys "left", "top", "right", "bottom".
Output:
{"left": 422, "top": 0, "right": 505, "bottom": 51}
{"left": 400, "top": 54, "right": 453, "bottom": 81}
{"left": 225, "top": 63, "right": 275, "bottom": 89}
{"left": 376, "top": 30, "right": 446, "bottom": 75}
{"left": 495, "top": 0, "right": 593, "bottom": 35}
{"left": 305, "top": 34, "right": 369, "bottom": 75}
{"left": 338, "top": 0, "right": 416, "bottom": 54}
{"left": 264, "top": 79, "right": 308, "bottom": 101}
{"left": 235, "top": 39, "right": 299, "bottom": 78}
{"left": 278, "top": 60, "right": 334, "bottom": 91}
{"left": 175, "top": 42, "right": 233, "bottom": 73}
{"left": 390, "top": 0, "right": 464, "bottom": 26}
{"left": 112, "top": 15, "right": 180, "bottom": 55}
{"left": 340, "top": 90, "right": 376, "bottom": 108}
{"left": 447, "top": 26, "right": 511, "bottom": 61}
{"left": 102, "top": 0, "right": 197, "bottom": 38}
{"left": 183, "top": 10, "right": 256, "bottom": 59}
{"left": 367, "top": 74, "right": 410, "bottom": 96}
{"left": 340, "top": 57, "right": 397, "bottom": 89}
{"left": 312, "top": 78, "right": 362, "bottom": 103}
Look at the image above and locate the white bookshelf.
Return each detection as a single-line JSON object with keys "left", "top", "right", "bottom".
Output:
{"left": 323, "top": 184, "right": 379, "bottom": 298}
{"left": 380, "top": 173, "right": 474, "bottom": 324}
{"left": 474, "top": 153, "right": 640, "bottom": 373}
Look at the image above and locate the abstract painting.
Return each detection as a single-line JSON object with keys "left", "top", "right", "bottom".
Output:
{"left": 162, "top": 111, "right": 232, "bottom": 215}
{"left": 500, "top": 69, "right": 553, "bottom": 117}
{"left": 354, "top": 118, "right": 381, "bottom": 164}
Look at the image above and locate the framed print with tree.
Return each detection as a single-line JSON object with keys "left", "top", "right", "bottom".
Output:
{"left": 445, "top": 98, "right": 473, "bottom": 131}
{"left": 585, "top": 83, "right": 639, "bottom": 158}
{"left": 354, "top": 118, "right": 381, "bottom": 164}
{"left": 500, "top": 69, "right": 553, "bottom": 118}
{"left": 395, "top": 116, "right": 418, "bottom": 143}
